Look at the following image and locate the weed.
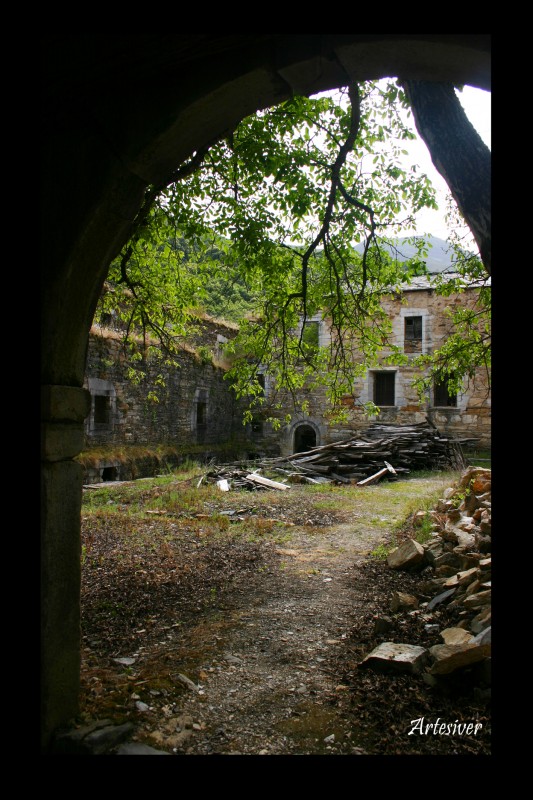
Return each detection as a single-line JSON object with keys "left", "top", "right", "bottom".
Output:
{"left": 370, "top": 543, "right": 392, "bottom": 560}
{"left": 414, "top": 512, "right": 434, "bottom": 544}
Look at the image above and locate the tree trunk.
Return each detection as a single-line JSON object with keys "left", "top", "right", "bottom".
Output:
{"left": 401, "top": 80, "right": 491, "bottom": 275}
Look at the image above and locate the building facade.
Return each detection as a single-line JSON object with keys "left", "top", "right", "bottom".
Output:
{"left": 255, "top": 276, "right": 491, "bottom": 456}
{"left": 82, "top": 279, "right": 491, "bottom": 478}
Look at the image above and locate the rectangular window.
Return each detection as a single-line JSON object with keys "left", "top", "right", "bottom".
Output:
{"left": 196, "top": 401, "right": 207, "bottom": 426}
{"left": 94, "top": 394, "right": 111, "bottom": 425}
{"left": 373, "top": 372, "right": 395, "bottom": 406}
{"left": 404, "top": 316, "right": 423, "bottom": 353}
{"left": 434, "top": 377, "right": 457, "bottom": 407}
{"left": 196, "top": 400, "right": 207, "bottom": 443}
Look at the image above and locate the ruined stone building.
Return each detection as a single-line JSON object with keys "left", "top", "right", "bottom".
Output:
{"left": 82, "top": 277, "right": 490, "bottom": 480}
{"left": 257, "top": 274, "right": 491, "bottom": 456}
{"left": 81, "top": 315, "right": 254, "bottom": 482}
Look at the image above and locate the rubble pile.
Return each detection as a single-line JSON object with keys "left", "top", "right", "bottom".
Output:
{"left": 361, "top": 465, "right": 491, "bottom": 692}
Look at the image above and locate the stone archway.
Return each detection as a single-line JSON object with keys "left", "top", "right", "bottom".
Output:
{"left": 41, "top": 34, "right": 490, "bottom": 749}
{"left": 293, "top": 423, "right": 318, "bottom": 454}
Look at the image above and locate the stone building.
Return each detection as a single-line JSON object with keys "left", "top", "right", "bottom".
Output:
{"left": 81, "top": 315, "right": 256, "bottom": 481}
{"left": 254, "top": 274, "right": 491, "bottom": 456}
{"left": 82, "top": 277, "right": 490, "bottom": 479}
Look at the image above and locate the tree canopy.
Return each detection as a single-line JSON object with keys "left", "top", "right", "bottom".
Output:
{"left": 95, "top": 78, "right": 491, "bottom": 424}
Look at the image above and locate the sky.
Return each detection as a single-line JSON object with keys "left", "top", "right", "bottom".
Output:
{"left": 399, "top": 85, "right": 491, "bottom": 242}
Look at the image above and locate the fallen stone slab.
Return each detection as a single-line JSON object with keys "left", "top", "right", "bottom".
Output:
{"left": 462, "top": 588, "right": 491, "bottom": 610}
{"left": 472, "top": 626, "right": 491, "bottom": 646}
{"left": 429, "top": 641, "right": 491, "bottom": 675}
{"left": 444, "top": 567, "right": 478, "bottom": 588}
{"left": 470, "top": 608, "right": 491, "bottom": 633}
{"left": 440, "top": 627, "right": 475, "bottom": 646}
{"left": 360, "top": 642, "right": 428, "bottom": 674}
{"left": 426, "top": 587, "right": 456, "bottom": 610}
{"left": 423, "top": 538, "right": 445, "bottom": 565}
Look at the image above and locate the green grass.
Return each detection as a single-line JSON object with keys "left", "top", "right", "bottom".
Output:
{"left": 464, "top": 448, "right": 491, "bottom": 468}
{"left": 370, "top": 542, "right": 394, "bottom": 560}
{"left": 81, "top": 465, "right": 462, "bottom": 556}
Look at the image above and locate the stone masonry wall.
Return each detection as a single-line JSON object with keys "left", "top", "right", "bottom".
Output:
{"left": 83, "top": 323, "right": 243, "bottom": 450}
{"left": 83, "top": 286, "right": 490, "bottom": 463}
{"left": 256, "top": 285, "right": 491, "bottom": 455}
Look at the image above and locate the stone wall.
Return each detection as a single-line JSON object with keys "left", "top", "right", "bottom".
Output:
{"left": 83, "top": 283, "right": 491, "bottom": 467}
{"left": 256, "top": 282, "right": 491, "bottom": 455}
{"left": 83, "top": 321, "right": 244, "bottom": 453}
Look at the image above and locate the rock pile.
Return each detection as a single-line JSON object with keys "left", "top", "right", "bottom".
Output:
{"left": 360, "top": 466, "right": 491, "bottom": 689}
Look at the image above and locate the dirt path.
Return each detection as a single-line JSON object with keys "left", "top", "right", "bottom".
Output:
{"left": 163, "top": 524, "right": 373, "bottom": 755}
{"left": 79, "top": 476, "right": 491, "bottom": 756}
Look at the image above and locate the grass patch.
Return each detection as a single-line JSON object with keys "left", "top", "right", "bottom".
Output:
{"left": 370, "top": 542, "right": 394, "bottom": 560}
{"left": 463, "top": 448, "right": 491, "bottom": 468}
{"left": 82, "top": 464, "right": 462, "bottom": 554}
{"left": 413, "top": 512, "right": 435, "bottom": 545}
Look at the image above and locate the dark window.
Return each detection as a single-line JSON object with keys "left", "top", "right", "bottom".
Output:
{"left": 196, "top": 402, "right": 207, "bottom": 426}
{"left": 434, "top": 378, "right": 457, "bottom": 407}
{"left": 373, "top": 372, "right": 395, "bottom": 406}
{"left": 94, "top": 394, "right": 111, "bottom": 424}
{"left": 196, "top": 399, "right": 207, "bottom": 443}
{"left": 251, "top": 417, "right": 263, "bottom": 435}
{"left": 404, "top": 316, "right": 422, "bottom": 353}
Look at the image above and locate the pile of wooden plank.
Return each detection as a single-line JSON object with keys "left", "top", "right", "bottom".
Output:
{"left": 268, "top": 422, "right": 470, "bottom": 485}
{"left": 200, "top": 422, "right": 473, "bottom": 491}
{"left": 198, "top": 468, "right": 290, "bottom": 492}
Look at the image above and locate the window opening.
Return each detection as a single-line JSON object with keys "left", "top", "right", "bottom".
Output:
{"left": 434, "top": 377, "right": 457, "bottom": 407}
{"left": 404, "top": 316, "right": 423, "bottom": 353}
{"left": 373, "top": 372, "right": 395, "bottom": 406}
{"left": 94, "top": 394, "right": 111, "bottom": 425}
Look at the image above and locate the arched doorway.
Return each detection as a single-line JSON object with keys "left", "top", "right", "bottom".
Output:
{"left": 40, "top": 35, "right": 490, "bottom": 748}
{"left": 294, "top": 424, "right": 318, "bottom": 454}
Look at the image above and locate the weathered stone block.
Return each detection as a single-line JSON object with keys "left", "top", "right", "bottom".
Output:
{"left": 387, "top": 539, "right": 425, "bottom": 570}
{"left": 444, "top": 567, "right": 478, "bottom": 588}
{"left": 462, "top": 589, "right": 491, "bottom": 610}
{"left": 436, "top": 565, "right": 460, "bottom": 577}
{"left": 470, "top": 608, "right": 491, "bottom": 634}
{"left": 429, "top": 641, "right": 491, "bottom": 674}
{"left": 41, "top": 385, "right": 91, "bottom": 422}
{"left": 440, "top": 627, "right": 474, "bottom": 646}
{"left": 390, "top": 591, "right": 419, "bottom": 612}
{"left": 360, "top": 642, "right": 428, "bottom": 674}
{"left": 472, "top": 626, "right": 491, "bottom": 646}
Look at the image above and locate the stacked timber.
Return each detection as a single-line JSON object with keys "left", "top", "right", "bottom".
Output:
{"left": 268, "top": 422, "right": 470, "bottom": 485}
{"left": 201, "top": 422, "right": 473, "bottom": 490}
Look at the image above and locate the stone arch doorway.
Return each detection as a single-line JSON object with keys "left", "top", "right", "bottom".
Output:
{"left": 293, "top": 423, "right": 318, "bottom": 454}
{"left": 41, "top": 35, "right": 490, "bottom": 749}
